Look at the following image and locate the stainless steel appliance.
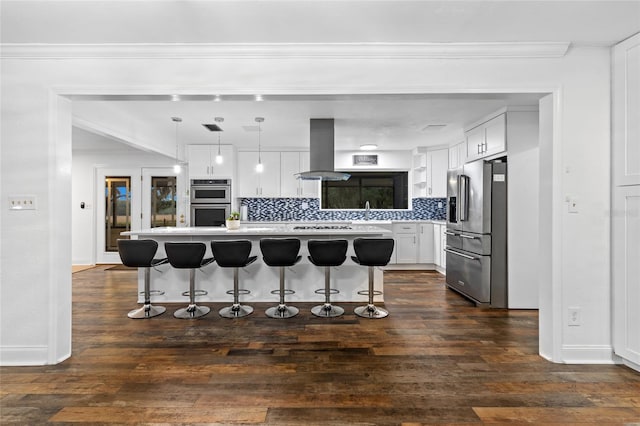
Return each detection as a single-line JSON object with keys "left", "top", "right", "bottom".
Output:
{"left": 190, "top": 179, "right": 231, "bottom": 227}
{"left": 190, "top": 179, "right": 231, "bottom": 204}
{"left": 445, "top": 159, "right": 507, "bottom": 308}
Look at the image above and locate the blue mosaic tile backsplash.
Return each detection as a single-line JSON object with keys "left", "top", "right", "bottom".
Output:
{"left": 240, "top": 198, "right": 446, "bottom": 222}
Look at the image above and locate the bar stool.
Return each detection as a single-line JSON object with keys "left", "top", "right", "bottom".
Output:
{"left": 307, "top": 239, "right": 348, "bottom": 317}
{"left": 117, "top": 239, "right": 168, "bottom": 319}
{"left": 260, "top": 238, "right": 302, "bottom": 319}
{"left": 211, "top": 240, "right": 257, "bottom": 318}
{"left": 164, "top": 242, "right": 214, "bottom": 319}
{"left": 351, "top": 238, "right": 395, "bottom": 319}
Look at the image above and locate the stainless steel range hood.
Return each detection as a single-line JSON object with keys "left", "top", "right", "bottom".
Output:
{"left": 296, "top": 119, "right": 350, "bottom": 181}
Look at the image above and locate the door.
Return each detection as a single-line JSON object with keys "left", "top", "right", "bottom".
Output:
{"left": 446, "top": 167, "right": 462, "bottom": 232}
{"left": 105, "top": 177, "right": 130, "bottom": 252}
{"left": 142, "top": 168, "right": 179, "bottom": 229}
{"left": 463, "top": 160, "right": 492, "bottom": 235}
{"left": 96, "top": 168, "right": 142, "bottom": 263}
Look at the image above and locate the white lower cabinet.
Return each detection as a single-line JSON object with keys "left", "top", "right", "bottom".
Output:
{"left": 433, "top": 223, "right": 442, "bottom": 266}
{"left": 418, "top": 223, "right": 434, "bottom": 263}
{"left": 393, "top": 223, "right": 418, "bottom": 264}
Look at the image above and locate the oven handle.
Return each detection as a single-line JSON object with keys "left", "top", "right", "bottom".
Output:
{"left": 444, "top": 248, "right": 478, "bottom": 261}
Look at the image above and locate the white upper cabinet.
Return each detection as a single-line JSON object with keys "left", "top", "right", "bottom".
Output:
{"left": 187, "top": 145, "right": 235, "bottom": 179}
{"left": 448, "top": 141, "right": 466, "bottom": 169}
{"left": 280, "top": 151, "right": 319, "bottom": 198}
{"left": 236, "top": 151, "right": 281, "bottom": 197}
{"left": 412, "top": 152, "right": 427, "bottom": 197}
{"left": 426, "top": 149, "right": 448, "bottom": 198}
{"left": 465, "top": 113, "right": 506, "bottom": 162}
{"left": 413, "top": 149, "right": 447, "bottom": 198}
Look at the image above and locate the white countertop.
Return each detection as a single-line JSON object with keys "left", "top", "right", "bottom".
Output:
{"left": 122, "top": 224, "right": 393, "bottom": 237}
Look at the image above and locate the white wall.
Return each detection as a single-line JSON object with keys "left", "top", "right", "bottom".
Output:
{"left": 334, "top": 149, "right": 412, "bottom": 170}
{"left": 0, "top": 45, "right": 613, "bottom": 365}
{"left": 507, "top": 111, "right": 540, "bottom": 309}
{"left": 72, "top": 142, "right": 175, "bottom": 265}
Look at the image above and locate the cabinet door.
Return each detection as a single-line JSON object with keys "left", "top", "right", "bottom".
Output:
{"left": 433, "top": 224, "right": 442, "bottom": 266}
{"left": 210, "top": 145, "right": 235, "bottom": 178}
{"left": 428, "top": 149, "right": 448, "bottom": 198}
{"left": 187, "top": 145, "right": 212, "bottom": 178}
{"left": 280, "top": 152, "right": 301, "bottom": 197}
{"left": 395, "top": 234, "right": 418, "bottom": 263}
{"left": 448, "top": 145, "right": 459, "bottom": 169}
{"left": 465, "top": 125, "right": 485, "bottom": 162}
{"left": 418, "top": 223, "right": 434, "bottom": 263}
{"left": 484, "top": 114, "right": 506, "bottom": 157}
{"left": 440, "top": 225, "right": 447, "bottom": 269}
{"left": 257, "top": 151, "right": 281, "bottom": 197}
{"left": 457, "top": 142, "right": 467, "bottom": 167}
{"left": 236, "top": 151, "right": 261, "bottom": 197}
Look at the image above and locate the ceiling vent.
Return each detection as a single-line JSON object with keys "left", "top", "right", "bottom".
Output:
{"left": 421, "top": 124, "right": 447, "bottom": 131}
{"left": 202, "top": 123, "right": 223, "bottom": 132}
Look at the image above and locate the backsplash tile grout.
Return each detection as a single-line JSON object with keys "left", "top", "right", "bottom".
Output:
{"left": 240, "top": 198, "right": 446, "bottom": 221}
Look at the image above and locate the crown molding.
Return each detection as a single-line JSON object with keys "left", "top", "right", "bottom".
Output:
{"left": 1, "top": 42, "right": 570, "bottom": 60}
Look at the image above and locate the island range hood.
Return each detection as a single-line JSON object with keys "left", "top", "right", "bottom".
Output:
{"left": 296, "top": 119, "right": 351, "bottom": 181}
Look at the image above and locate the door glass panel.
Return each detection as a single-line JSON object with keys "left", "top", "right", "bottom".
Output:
{"left": 151, "top": 176, "right": 177, "bottom": 228}
{"left": 105, "top": 177, "right": 131, "bottom": 252}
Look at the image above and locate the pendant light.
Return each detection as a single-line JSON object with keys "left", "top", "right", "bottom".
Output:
{"left": 171, "top": 117, "right": 182, "bottom": 174}
{"left": 255, "top": 117, "right": 264, "bottom": 173}
{"left": 214, "top": 117, "right": 224, "bottom": 164}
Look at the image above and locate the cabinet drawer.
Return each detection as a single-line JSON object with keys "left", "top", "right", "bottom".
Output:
{"left": 393, "top": 223, "right": 417, "bottom": 234}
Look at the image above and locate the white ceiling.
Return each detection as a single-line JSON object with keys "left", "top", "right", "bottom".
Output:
{"left": 72, "top": 93, "right": 544, "bottom": 153}
{"left": 2, "top": 1, "right": 639, "bottom": 46}
{"left": 3, "top": 1, "right": 637, "bottom": 154}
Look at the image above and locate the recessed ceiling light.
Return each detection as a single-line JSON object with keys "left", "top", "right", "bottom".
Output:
{"left": 360, "top": 144, "right": 378, "bottom": 150}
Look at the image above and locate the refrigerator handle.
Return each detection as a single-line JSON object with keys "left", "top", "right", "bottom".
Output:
{"left": 459, "top": 174, "right": 469, "bottom": 222}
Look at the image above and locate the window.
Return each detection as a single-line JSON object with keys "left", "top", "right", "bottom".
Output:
{"left": 321, "top": 171, "right": 408, "bottom": 209}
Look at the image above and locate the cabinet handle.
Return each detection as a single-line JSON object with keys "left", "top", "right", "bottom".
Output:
{"left": 483, "top": 141, "right": 488, "bottom": 153}
{"left": 477, "top": 143, "right": 482, "bottom": 154}
{"left": 413, "top": 236, "right": 416, "bottom": 244}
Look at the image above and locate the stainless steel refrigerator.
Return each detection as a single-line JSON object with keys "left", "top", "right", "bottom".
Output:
{"left": 445, "top": 159, "right": 507, "bottom": 308}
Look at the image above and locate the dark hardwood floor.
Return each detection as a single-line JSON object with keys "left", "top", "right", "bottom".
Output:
{"left": 1, "top": 266, "right": 639, "bottom": 424}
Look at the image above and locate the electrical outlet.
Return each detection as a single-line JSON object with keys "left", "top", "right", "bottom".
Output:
{"left": 568, "top": 307, "right": 581, "bottom": 326}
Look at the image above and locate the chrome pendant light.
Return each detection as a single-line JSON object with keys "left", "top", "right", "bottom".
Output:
{"left": 171, "top": 117, "right": 182, "bottom": 174}
{"left": 255, "top": 117, "right": 264, "bottom": 173}
{"left": 214, "top": 117, "right": 224, "bottom": 164}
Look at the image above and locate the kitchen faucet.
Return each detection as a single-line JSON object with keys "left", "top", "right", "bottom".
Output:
{"left": 365, "top": 201, "right": 370, "bottom": 221}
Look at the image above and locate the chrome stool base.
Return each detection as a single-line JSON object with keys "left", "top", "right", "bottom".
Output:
{"left": 219, "top": 304, "right": 254, "bottom": 318}
{"left": 174, "top": 304, "right": 210, "bottom": 319}
{"left": 311, "top": 303, "right": 344, "bottom": 318}
{"left": 266, "top": 304, "right": 299, "bottom": 319}
{"left": 354, "top": 304, "right": 388, "bottom": 319}
{"left": 128, "top": 304, "right": 166, "bottom": 319}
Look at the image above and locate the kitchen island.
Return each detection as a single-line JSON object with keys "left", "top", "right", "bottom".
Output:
{"left": 122, "top": 224, "right": 392, "bottom": 304}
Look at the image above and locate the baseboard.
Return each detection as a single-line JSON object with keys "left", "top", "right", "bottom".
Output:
{"left": 1, "top": 345, "right": 51, "bottom": 366}
{"left": 561, "top": 344, "right": 618, "bottom": 364}
{"left": 384, "top": 263, "right": 438, "bottom": 271}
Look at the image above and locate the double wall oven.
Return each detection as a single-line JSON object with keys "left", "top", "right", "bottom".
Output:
{"left": 190, "top": 179, "right": 231, "bottom": 226}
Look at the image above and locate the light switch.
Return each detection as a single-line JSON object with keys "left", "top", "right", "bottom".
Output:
{"left": 8, "top": 195, "right": 37, "bottom": 210}
{"left": 568, "top": 197, "right": 578, "bottom": 213}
